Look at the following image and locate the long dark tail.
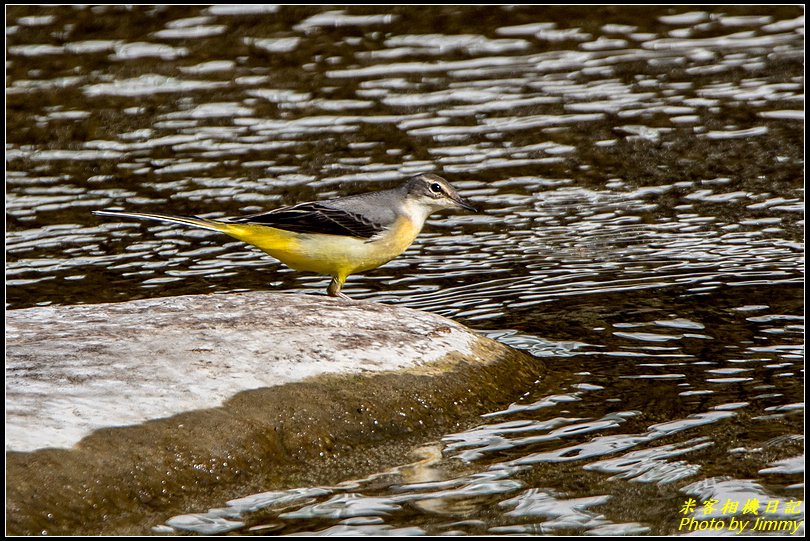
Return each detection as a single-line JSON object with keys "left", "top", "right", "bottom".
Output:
{"left": 93, "top": 210, "right": 228, "bottom": 232}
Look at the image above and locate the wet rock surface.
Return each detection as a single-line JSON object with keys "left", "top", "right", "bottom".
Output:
{"left": 6, "top": 292, "right": 543, "bottom": 535}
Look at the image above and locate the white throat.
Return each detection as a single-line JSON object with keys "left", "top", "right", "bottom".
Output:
{"left": 398, "top": 199, "right": 435, "bottom": 229}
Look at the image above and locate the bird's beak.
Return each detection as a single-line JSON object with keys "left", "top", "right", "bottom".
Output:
{"left": 452, "top": 195, "right": 478, "bottom": 213}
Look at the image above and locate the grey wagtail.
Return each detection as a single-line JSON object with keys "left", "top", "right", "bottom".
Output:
{"left": 94, "top": 173, "right": 477, "bottom": 299}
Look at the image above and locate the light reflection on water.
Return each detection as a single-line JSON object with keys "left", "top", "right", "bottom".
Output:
{"left": 6, "top": 5, "right": 804, "bottom": 536}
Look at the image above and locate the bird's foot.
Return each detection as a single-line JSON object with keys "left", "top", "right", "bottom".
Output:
{"left": 327, "top": 276, "right": 352, "bottom": 300}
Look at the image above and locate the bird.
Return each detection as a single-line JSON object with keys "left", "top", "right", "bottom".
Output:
{"left": 93, "top": 173, "right": 477, "bottom": 299}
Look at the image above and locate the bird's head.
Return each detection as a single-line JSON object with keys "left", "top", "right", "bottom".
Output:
{"left": 400, "top": 174, "right": 478, "bottom": 216}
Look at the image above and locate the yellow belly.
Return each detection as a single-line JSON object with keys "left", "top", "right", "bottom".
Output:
{"left": 221, "top": 216, "right": 420, "bottom": 279}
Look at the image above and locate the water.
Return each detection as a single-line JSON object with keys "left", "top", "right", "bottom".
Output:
{"left": 5, "top": 5, "right": 804, "bottom": 536}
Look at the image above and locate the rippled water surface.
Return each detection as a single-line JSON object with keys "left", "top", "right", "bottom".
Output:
{"left": 6, "top": 5, "right": 804, "bottom": 536}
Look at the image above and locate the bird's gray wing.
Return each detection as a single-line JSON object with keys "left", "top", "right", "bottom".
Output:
{"left": 224, "top": 202, "right": 386, "bottom": 239}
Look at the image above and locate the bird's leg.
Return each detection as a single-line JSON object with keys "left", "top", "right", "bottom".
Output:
{"left": 327, "top": 276, "right": 351, "bottom": 300}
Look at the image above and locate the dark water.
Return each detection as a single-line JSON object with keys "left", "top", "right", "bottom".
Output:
{"left": 6, "top": 5, "right": 804, "bottom": 536}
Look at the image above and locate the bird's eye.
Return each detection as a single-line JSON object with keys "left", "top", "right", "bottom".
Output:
{"left": 430, "top": 183, "right": 443, "bottom": 194}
